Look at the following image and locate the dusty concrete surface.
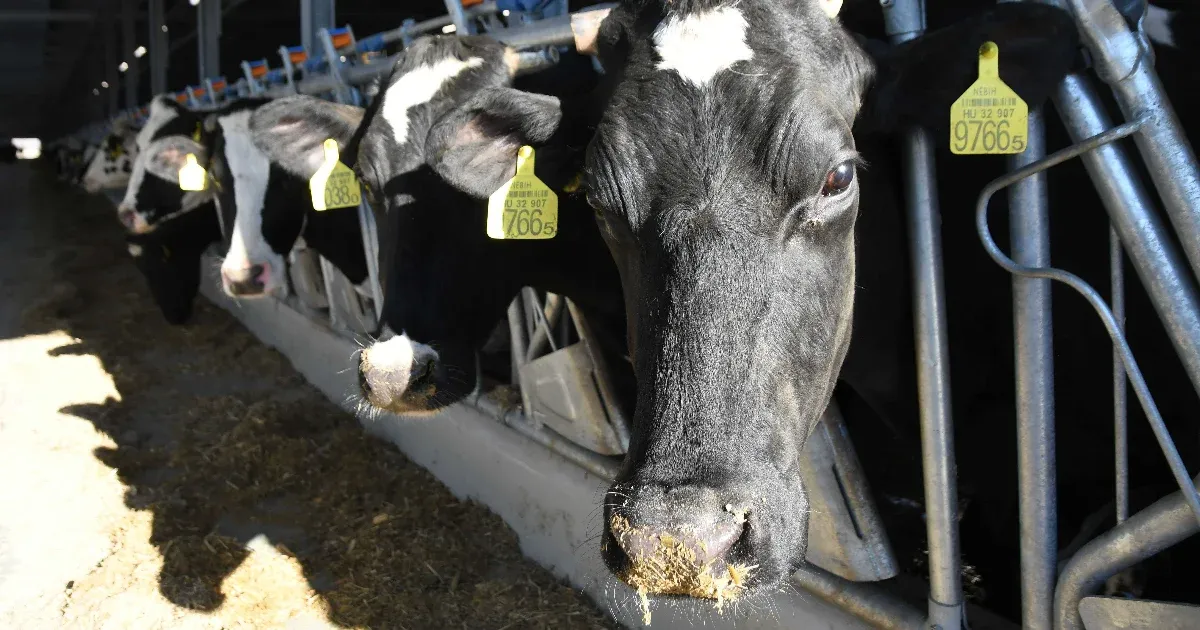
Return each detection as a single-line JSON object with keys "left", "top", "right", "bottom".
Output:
{"left": 0, "top": 162, "right": 617, "bottom": 629}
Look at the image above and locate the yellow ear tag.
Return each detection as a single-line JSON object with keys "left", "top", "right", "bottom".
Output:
{"left": 309, "top": 138, "right": 362, "bottom": 211}
{"left": 487, "top": 146, "right": 558, "bottom": 240}
{"left": 949, "top": 42, "right": 1028, "bottom": 155}
{"left": 178, "top": 154, "right": 208, "bottom": 191}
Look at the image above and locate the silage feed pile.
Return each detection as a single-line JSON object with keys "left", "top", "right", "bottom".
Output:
{"left": 9, "top": 170, "right": 617, "bottom": 630}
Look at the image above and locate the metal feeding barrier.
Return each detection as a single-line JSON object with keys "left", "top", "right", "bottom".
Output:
{"left": 62, "top": 0, "right": 1200, "bottom": 628}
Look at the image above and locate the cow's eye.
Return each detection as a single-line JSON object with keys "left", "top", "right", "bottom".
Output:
{"left": 821, "top": 161, "right": 855, "bottom": 197}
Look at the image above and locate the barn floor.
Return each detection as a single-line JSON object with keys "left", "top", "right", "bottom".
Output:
{"left": 0, "top": 162, "right": 617, "bottom": 630}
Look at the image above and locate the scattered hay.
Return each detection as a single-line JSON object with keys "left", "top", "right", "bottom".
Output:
{"left": 19, "top": 170, "right": 617, "bottom": 629}
{"left": 610, "top": 515, "right": 755, "bottom": 625}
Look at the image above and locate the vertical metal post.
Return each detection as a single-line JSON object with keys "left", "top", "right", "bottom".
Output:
{"left": 121, "top": 0, "right": 138, "bottom": 107}
{"left": 1112, "top": 232, "right": 1129, "bottom": 526}
{"left": 882, "top": 1, "right": 964, "bottom": 628}
{"left": 197, "top": 0, "right": 222, "bottom": 82}
{"left": 105, "top": 3, "right": 119, "bottom": 118}
{"left": 1007, "top": 104, "right": 1057, "bottom": 630}
{"left": 444, "top": 0, "right": 474, "bottom": 35}
{"left": 147, "top": 0, "right": 168, "bottom": 96}
{"left": 1052, "top": 72, "right": 1200, "bottom": 404}
{"left": 301, "top": 0, "right": 336, "bottom": 54}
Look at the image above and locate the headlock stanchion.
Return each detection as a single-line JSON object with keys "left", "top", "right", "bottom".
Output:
{"left": 55, "top": 0, "right": 1200, "bottom": 628}
{"left": 884, "top": 1, "right": 966, "bottom": 629}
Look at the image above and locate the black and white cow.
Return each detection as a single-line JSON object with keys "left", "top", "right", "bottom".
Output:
{"left": 250, "top": 35, "right": 625, "bottom": 411}
{"left": 203, "top": 98, "right": 369, "bottom": 299}
{"left": 81, "top": 121, "right": 138, "bottom": 194}
{"left": 113, "top": 96, "right": 224, "bottom": 324}
{"left": 117, "top": 97, "right": 217, "bottom": 234}
{"left": 570, "top": 0, "right": 1078, "bottom": 599}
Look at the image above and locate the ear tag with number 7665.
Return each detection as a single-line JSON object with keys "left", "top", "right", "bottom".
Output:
{"left": 949, "top": 41, "right": 1028, "bottom": 155}
{"left": 309, "top": 138, "right": 362, "bottom": 211}
{"left": 487, "top": 145, "right": 558, "bottom": 240}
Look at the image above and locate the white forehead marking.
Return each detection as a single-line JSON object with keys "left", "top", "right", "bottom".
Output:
{"left": 127, "top": 243, "right": 143, "bottom": 257}
{"left": 653, "top": 7, "right": 754, "bottom": 86}
{"left": 380, "top": 56, "right": 484, "bottom": 146}
{"left": 217, "top": 109, "right": 276, "bottom": 275}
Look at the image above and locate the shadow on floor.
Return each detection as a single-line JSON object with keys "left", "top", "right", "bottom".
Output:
{"left": 15, "top": 163, "right": 617, "bottom": 630}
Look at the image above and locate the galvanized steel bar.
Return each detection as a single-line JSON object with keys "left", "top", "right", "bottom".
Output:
{"left": 1051, "top": 73, "right": 1200, "bottom": 403}
{"left": 301, "top": 0, "right": 336, "bottom": 55}
{"left": 121, "top": 0, "right": 138, "bottom": 108}
{"left": 1008, "top": 105, "right": 1057, "bottom": 630}
{"left": 147, "top": 0, "right": 168, "bottom": 96}
{"left": 470, "top": 392, "right": 621, "bottom": 479}
{"left": 791, "top": 565, "right": 925, "bottom": 630}
{"left": 378, "top": 2, "right": 499, "bottom": 46}
{"left": 1054, "top": 473, "right": 1200, "bottom": 630}
{"left": 1112, "top": 229, "right": 1129, "bottom": 526}
{"left": 883, "top": 1, "right": 963, "bottom": 628}
{"left": 197, "top": 0, "right": 222, "bottom": 82}
{"left": 1055, "top": 0, "right": 1200, "bottom": 283}
{"left": 974, "top": 118, "right": 1200, "bottom": 528}
{"left": 443, "top": 0, "right": 473, "bottom": 35}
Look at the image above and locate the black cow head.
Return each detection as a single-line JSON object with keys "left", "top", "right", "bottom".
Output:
{"left": 250, "top": 34, "right": 618, "bottom": 414}
{"left": 125, "top": 198, "right": 223, "bottom": 324}
{"left": 118, "top": 96, "right": 213, "bottom": 234}
{"left": 584, "top": 0, "right": 1077, "bottom": 602}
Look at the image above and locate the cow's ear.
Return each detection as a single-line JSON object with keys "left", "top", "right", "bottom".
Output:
{"left": 143, "top": 136, "right": 206, "bottom": 183}
{"left": 249, "top": 95, "right": 364, "bottom": 179}
{"left": 856, "top": 3, "right": 1079, "bottom": 136}
{"left": 425, "top": 86, "right": 562, "bottom": 199}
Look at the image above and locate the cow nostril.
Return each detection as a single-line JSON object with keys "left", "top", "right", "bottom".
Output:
{"left": 410, "top": 356, "right": 436, "bottom": 388}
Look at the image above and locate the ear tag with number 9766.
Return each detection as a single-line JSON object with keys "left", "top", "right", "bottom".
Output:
{"left": 178, "top": 154, "right": 207, "bottom": 191}
{"left": 949, "top": 41, "right": 1028, "bottom": 155}
{"left": 487, "top": 146, "right": 558, "bottom": 240}
{"left": 309, "top": 138, "right": 362, "bottom": 211}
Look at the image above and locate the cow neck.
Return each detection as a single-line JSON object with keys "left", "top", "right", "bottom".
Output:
{"left": 144, "top": 189, "right": 216, "bottom": 230}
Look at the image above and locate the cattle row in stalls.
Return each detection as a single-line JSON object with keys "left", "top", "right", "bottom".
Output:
{"left": 53, "top": 0, "right": 1200, "bottom": 626}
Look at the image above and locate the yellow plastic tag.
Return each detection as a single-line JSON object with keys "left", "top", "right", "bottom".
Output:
{"left": 949, "top": 42, "right": 1028, "bottom": 155}
{"left": 178, "top": 154, "right": 208, "bottom": 191}
{"left": 309, "top": 139, "right": 362, "bottom": 211}
{"left": 487, "top": 146, "right": 558, "bottom": 240}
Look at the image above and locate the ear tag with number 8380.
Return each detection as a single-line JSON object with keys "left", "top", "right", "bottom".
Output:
{"left": 178, "top": 154, "right": 207, "bottom": 191}
{"left": 487, "top": 145, "right": 558, "bottom": 240}
{"left": 949, "top": 41, "right": 1028, "bottom": 155}
{"left": 309, "top": 138, "right": 362, "bottom": 211}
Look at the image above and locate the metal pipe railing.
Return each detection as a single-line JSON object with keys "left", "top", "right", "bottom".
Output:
{"left": 1053, "top": 0, "right": 1200, "bottom": 284}
{"left": 1054, "top": 472, "right": 1200, "bottom": 630}
{"left": 791, "top": 565, "right": 925, "bottom": 630}
{"left": 1008, "top": 103, "right": 1058, "bottom": 630}
{"left": 1052, "top": 72, "right": 1200, "bottom": 404}
{"left": 975, "top": 118, "right": 1200, "bottom": 524}
{"left": 884, "top": 1, "right": 965, "bottom": 628}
